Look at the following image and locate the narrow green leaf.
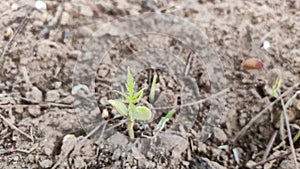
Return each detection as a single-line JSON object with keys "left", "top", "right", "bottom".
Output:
{"left": 108, "top": 100, "right": 128, "bottom": 116}
{"left": 270, "top": 78, "right": 281, "bottom": 98}
{"left": 156, "top": 109, "right": 176, "bottom": 130}
{"left": 126, "top": 68, "right": 135, "bottom": 96}
{"left": 135, "top": 106, "right": 152, "bottom": 120}
{"left": 165, "top": 109, "right": 176, "bottom": 118}
{"left": 149, "top": 73, "right": 158, "bottom": 103}
{"left": 293, "top": 130, "right": 300, "bottom": 143}
{"left": 133, "top": 88, "right": 144, "bottom": 102}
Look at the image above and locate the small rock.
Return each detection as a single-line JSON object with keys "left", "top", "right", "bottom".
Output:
{"left": 213, "top": 127, "right": 228, "bottom": 142}
{"left": 26, "top": 87, "right": 43, "bottom": 102}
{"left": 294, "top": 56, "right": 300, "bottom": 63}
{"left": 279, "top": 159, "right": 299, "bottom": 169}
{"left": 15, "top": 107, "right": 24, "bottom": 114}
{"left": 46, "top": 90, "right": 60, "bottom": 102}
{"left": 51, "top": 81, "right": 62, "bottom": 89}
{"left": 146, "top": 151, "right": 154, "bottom": 159}
{"left": 74, "top": 156, "right": 85, "bottom": 168}
{"left": 28, "top": 106, "right": 41, "bottom": 117}
{"left": 4, "top": 27, "right": 13, "bottom": 40}
{"left": 60, "top": 120, "right": 73, "bottom": 131}
{"left": 246, "top": 160, "right": 257, "bottom": 168}
{"left": 112, "top": 148, "right": 121, "bottom": 160}
{"left": 79, "top": 5, "right": 93, "bottom": 17}
{"left": 39, "top": 159, "right": 53, "bottom": 168}
{"left": 27, "top": 154, "right": 35, "bottom": 163}
{"left": 109, "top": 132, "right": 128, "bottom": 146}
{"left": 43, "top": 147, "right": 52, "bottom": 156}
{"left": 60, "top": 12, "right": 71, "bottom": 25}
{"left": 35, "top": 0, "right": 47, "bottom": 10}
{"left": 197, "top": 142, "right": 207, "bottom": 154}
{"left": 98, "top": 66, "right": 110, "bottom": 77}
{"left": 61, "top": 95, "right": 74, "bottom": 104}
{"left": 172, "top": 139, "right": 189, "bottom": 158}
{"left": 263, "top": 40, "right": 270, "bottom": 49}
{"left": 101, "top": 109, "right": 109, "bottom": 119}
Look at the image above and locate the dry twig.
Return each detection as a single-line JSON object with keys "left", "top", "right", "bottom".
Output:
{"left": 233, "top": 81, "right": 300, "bottom": 142}
{"left": 0, "top": 114, "right": 33, "bottom": 141}
{"left": 263, "top": 130, "right": 278, "bottom": 160}
{"left": 280, "top": 92, "right": 299, "bottom": 168}
{"left": 1, "top": 16, "right": 28, "bottom": 60}
{"left": 251, "top": 148, "right": 300, "bottom": 168}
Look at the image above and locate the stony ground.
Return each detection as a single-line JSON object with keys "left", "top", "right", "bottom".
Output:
{"left": 0, "top": 0, "right": 300, "bottom": 169}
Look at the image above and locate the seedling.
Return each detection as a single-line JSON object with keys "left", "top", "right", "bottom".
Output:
{"left": 108, "top": 68, "right": 152, "bottom": 139}
{"left": 149, "top": 72, "right": 158, "bottom": 103}
{"left": 155, "top": 109, "right": 176, "bottom": 132}
{"left": 269, "top": 78, "right": 282, "bottom": 99}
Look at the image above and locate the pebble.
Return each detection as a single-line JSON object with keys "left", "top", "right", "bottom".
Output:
{"left": 74, "top": 156, "right": 85, "bottom": 168}
{"left": 26, "top": 87, "right": 43, "bottom": 102}
{"left": 213, "top": 127, "right": 228, "bottom": 142}
{"left": 109, "top": 132, "right": 128, "bottom": 146}
{"left": 112, "top": 148, "right": 121, "bottom": 160}
{"left": 101, "top": 109, "right": 109, "bottom": 119}
{"left": 39, "top": 159, "right": 53, "bottom": 168}
{"left": 28, "top": 106, "right": 41, "bottom": 117}
{"left": 79, "top": 5, "right": 93, "bottom": 17}
{"left": 45, "top": 90, "right": 60, "bottom": 102}
{"left": 60, "top": 12, "right": 71, "bottom": 25}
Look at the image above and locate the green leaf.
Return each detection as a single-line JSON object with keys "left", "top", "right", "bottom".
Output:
{"left": 135, "top": 106, "right": 151, "bottom": 120}
{"left": 133, "top": 88, "right": 144, "bottom": 102}
{"left": 126, "top": 68, "right": 135, "bottom": 96}
{"left": 108, "top": 100, "right": 128, "bottom": 116}
{"left": 156, "top": 109, "right": 176, "bottom": 131}
{"left": 269, "top": 78, "right": 281, "bottom": 98}
{"left": 165, "top": 109, "right": 176, "bottom": 118}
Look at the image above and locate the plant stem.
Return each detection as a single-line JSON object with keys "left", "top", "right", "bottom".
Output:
{"left": 128, "top": 119, "right": 135, "bottom": 139}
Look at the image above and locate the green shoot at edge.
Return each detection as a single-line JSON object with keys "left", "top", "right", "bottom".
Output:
{"left": 108, "top": 68, "right": 152, "bottom": 140}
{"left": 155, "top": 109, "right": 176, "bottom": 132}
{"left": 149, "top": 72, "right": 158, "bottom": 104}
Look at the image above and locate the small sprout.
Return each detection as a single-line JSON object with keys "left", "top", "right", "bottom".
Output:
{"left": 108, "top": 68, "right": 152, "bottom": 139}
{"left": 241, "top": 58, "right": 264, "bottom": 70}
{"left": 155, "top": 109, "right": 176, "bottom": 132}
{"left": 293, "top": 130, "right": 300, "bottom": 143}
{"left": 269, "top": 77, "right": 282, "bottom": 98}
{"left": 149, "top": 72, "right": 158, "bottom": 103}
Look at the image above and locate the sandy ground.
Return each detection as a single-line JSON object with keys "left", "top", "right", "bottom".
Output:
{"left": 0, "top": 0, "right": 300, "bottom": 168}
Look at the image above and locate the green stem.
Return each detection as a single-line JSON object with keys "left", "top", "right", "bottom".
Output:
{"left": 128, "top": 119, "right": 135, "bottom": 139}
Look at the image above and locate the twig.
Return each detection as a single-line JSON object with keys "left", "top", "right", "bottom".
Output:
{"left": 263, "top": 130, "right": 278, "bottom": 160}
{"left": 250, "top": 148, "right": 300, "bottom": 168}
{"left": 280, "top": 92, "right": 298, "bottom": 169}
{"left": 0, "top": 143, "right": 38, "bottom": 156}
{"left": 16, "top": 96, "right": 73, "bottom": 108}
{"left": 1, "top": 15, "right": 28, "bottom": 60}
{"left": 233, "top": 81, "right": 300, "bottom": 142}
{"left": 0, "top": 114, "right": 33, "bottom": 141}
{"left": 184, "top": 51, "right": 193, "bottom": 76}
{"left": 152, "top": 88, "right": 229, "bottom": 110}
